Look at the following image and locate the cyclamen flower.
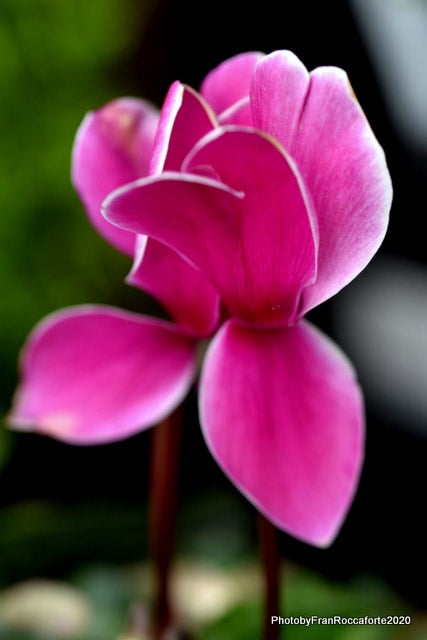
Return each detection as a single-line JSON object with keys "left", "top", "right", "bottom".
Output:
{"left": 8, "top": 51, "right": 392, "bottom": 547}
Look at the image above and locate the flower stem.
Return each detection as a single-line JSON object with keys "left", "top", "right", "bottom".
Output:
{"left": 258, "top": 513, "right": 282, "bottom": 640}
{"left": 148, "top": 405, "right": 184, "bottom": 639}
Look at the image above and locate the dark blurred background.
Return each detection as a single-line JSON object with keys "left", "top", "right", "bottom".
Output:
{"left": 0, "top": 0, "right": 426, "bottom": 636}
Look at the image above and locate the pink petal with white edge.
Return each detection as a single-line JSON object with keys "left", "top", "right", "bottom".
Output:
{"left": 200, "top": 51, "right": 263, "bottom": 114}
{"left": 72, "top": 97, "right": 159, "bottom": 256}
{"left": 252, "top": 52, "right": 392, "bottom": 311}
{"left": 199, "top": 319, "right": 364, "bottom": 547}
{"left": 8, "top": 306, "right": 197, "bottom": 444}
{"left": 127, "top": 82, "right": 219, "bottom": 335}
{"left": 218, "top": 97, "right": 253, "bottom": 126}
{"left": 128, "top": 237, "right": 220, "bottom": 337}
{"left": 150, "top": 82, "right": 217, "bottom": 174}
{"left": 105, "top": 128, "right": 317, "bottom": 328}
{"left": 251, "top": 50, "right": 310, "bottom": 151}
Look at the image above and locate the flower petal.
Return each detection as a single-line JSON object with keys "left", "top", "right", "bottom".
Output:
{"left": 105, "top": 128, "right": 317, "bottom": 328}
{"left": 150, "top": 81, "right": 217, "bottom": 174}
{"left": 185, "top": 128, "right": 318, "bottom": 326}
{"left": 218, "top": 97, "right": 253, "bottom": 126}
{"left": 8, "top": 306, "right": 197, "bottom": 444}
{"left": 72, "top": 98, "right": 158, "bottom": 256}
{"left": 251, "top": 50, "right": 310, "bottom": 151}
{"left": 128, "top": 237, "right": 221, "bottom": 337}
{"left": 199, "top": 319, "right": 364, "bottom": 547}
{"left": 200, "top": 51, "right": 263, "bottom": 114}
{"left": 252, "top": 52, "right": 392, "bottom": 310}
{"left": 126, "top": 82, "right": 219, "bottom": 334}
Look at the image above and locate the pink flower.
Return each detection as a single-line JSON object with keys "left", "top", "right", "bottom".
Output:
{"left": 8, "top": 51, "right": 392, "bottom": 547}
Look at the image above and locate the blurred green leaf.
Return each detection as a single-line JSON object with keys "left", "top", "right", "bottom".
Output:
{"left": 0, "top": 0, "right": 155, "bottom": 419}
{"left": 178, "top": 490, "right": 255, "bottom": 567}
{"left": 0, "top": 500, "right": 148, "bottom": 584}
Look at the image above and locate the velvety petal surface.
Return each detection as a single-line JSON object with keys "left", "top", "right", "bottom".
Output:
{"left": 105, "top": 128, "right": 317, "bottom": 328}
{"left": 218, "top": 97, "right": 253, "bottom": 126}
{"left": 72, "top": 98, "right": 159, "bottom": 256}
{"left": 128, "top": 237, "right": 220, "bottom": 337}
{"left": 125, "top": 82, "right": 220, "bottom": 336}
{"left": 200, "top": 51, "right": 263, "bottom": 114}
{"left": 8, "top": 306, "right": 197, "bottom": 444}
{"left": 150, "top": 82, "right": 217, "bottom": 174}
{"left": 252, "top": 51, "right": 392, "bottom": 311}
{"left": 251, "top": 50, "right": 310, "bottom": 151}
{"left": 199, "top": 319, "right": 364, "bottom": 547}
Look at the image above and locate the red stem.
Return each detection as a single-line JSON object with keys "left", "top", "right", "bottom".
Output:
{"left": 148, "top": 405, "right": 184, "bottom": 639}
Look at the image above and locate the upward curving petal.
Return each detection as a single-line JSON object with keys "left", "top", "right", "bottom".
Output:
{"left": 218, "top": 97, "right": 253, "bottom": 126}
{"left": 129, "top": 82, "right": 220, "bottom": 334}
{"left": 294, "top": 67, "right": 392, "bottom": 312}
{"left": 252, "top": 53, "right": 392, "bottom": 311}
{"left": 8, "top": 306, "right": 197, "bottom": 444}
{"left": 149, "top": 81, "right": 217, "bottom": 174}
{"left": 200, "top": 51, "right": 264, "bottom": 115}
{"left": 251, "top": 50, "right": 310, "bottom": 151}
{"left": 199, "top": 319, "right": 364, "bottom": 547}
{"left": 72, "top": 98, "right": 159, "bottom": 256}
{"left": 105, "top": 128, "right": 317, "bottom": 328}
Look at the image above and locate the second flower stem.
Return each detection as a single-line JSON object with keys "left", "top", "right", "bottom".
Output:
{"left": 258, "top": 513, "right": 282, "bottom": 640}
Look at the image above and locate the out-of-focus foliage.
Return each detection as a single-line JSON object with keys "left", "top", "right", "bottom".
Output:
{"left": 0, "top": 0, "right": 155, "bottom": 450}
{"left": 200, "top": 567, "right": 421, "bottom": 640}
{"left": 0, "top": 500, "right": 148, "bottom": 583}
{"left": 0, "top": 491, "right": 423, "bottom": 639}
{"left": 0, "top": 560, "right": 423, "bottom": 639}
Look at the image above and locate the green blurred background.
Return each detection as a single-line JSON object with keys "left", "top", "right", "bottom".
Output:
{"left": 0, "top": 0, "right": 155, "bottom": 412}
{"left": 0, "top": 0, "right": 426, "bottom": 638}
